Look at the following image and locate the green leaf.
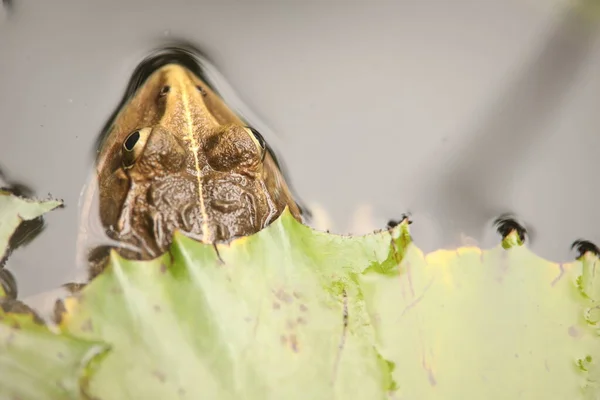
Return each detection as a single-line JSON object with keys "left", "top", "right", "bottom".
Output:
{"left": 360, "top": 241, "right": 600, "bottom": 399}
{"left": 59, "top": 210, "right": 405, "bottom": 399}
{"left": 0, "top": 190, "right": 105, "bottom": 400}
{"left": 0, "top": 190, "right": 63, "bottom": 261}
{"left": 56, "top": 209, "right": 600, "bottom": 399}
{"left": 0, "top": 191, "right": 595, "bottom": 398}
{"left": 0, "top": 309, "right": 108, "bottom": 400}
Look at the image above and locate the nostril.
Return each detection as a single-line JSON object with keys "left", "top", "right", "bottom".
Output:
{"left": 159, "top": 85, "right": 170, "bottom": 96}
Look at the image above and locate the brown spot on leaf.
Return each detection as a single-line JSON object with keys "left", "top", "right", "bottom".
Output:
{"left": 57, "top": 352, "right": 64, "bottom": 359}
{"left": 81, "top": 319, "right": 93, "bottom": 332}
{"left": 289, "top": 334, "right": 299, "bottom": 352}
{"left": 427, "top": 367, "right": 437, "bottom": 386}
{"left": 272, "top": 302, "right": 281, "bottom": 310}
{"left": 153, "top": 370, "right": 166, "bottom": 382}
{"left": 299, "top": 304, "right": 308, "bottom": 312}
{"left": 273, "top": 289, "right": 293, "bottom": 304}
{"left": 153, "top": 304, "right": 161, "bottom": 312}
{"left": 286, "top": 319, "right": 296, "bottom": 330}
{"left": 280, "top": 335, "right": 287, "bottom": 345}
{"left": 293, "top": 291, "right": 302, "bottom": 299}
{"left": 568, "top": 325, "right": 580, "bottom": 338}
{"left": 297, "top": 317, "right": 306, "bottom": 325}
{"left": 159, "top": 263, "right": 168, "bottom": 274}
{"left": 178, "top": 388, "right": 186, "bottom": 397}
{"left": 110, "top": 286, "right": 123, "bottom": 295}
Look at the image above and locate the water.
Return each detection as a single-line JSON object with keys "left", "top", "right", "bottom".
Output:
{"left": 1, "top": 1, "right": 600, "bottom": 306}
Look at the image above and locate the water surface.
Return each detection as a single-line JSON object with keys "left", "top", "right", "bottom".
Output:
{"left": 1, "top": 1, "right": 599, "bottom": 302}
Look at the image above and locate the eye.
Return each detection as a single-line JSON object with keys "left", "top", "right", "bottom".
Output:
{"left": 196, "top": 85, "right": 206, "bottom": 96}
{"left": 124, "top": 130, "right": 140, "bottom": 152}
{"left": 247, "top": 127, "right": 266, "bottom": 150}
{"left": 122, "top": 128, "right": 151, "bottom": 169}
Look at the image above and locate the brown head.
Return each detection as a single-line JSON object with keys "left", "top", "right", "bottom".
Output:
{"left": 91, "top": 61, "right": 301, "bottom": 267}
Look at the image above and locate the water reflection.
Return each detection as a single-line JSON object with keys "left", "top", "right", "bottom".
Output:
{"left": 412, "top": 6, "right": 599, "bottom": 255}
{"left": 1, "top": 0, "right": 12, "bottom": 13}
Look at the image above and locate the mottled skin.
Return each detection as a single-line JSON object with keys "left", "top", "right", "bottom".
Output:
{"left": 89, "top": 63, "right": 301, "bottom": 276}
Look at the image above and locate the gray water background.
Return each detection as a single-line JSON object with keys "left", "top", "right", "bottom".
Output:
{"left": 0, "top": 0, "right": 599, "bottom": 299}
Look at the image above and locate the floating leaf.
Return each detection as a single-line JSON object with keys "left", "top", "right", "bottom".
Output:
{"left": 360, "top": 237, "right": 600, "bottom": 399}
{"left": 54, "top": 209, "right": 600, "bottom": 399}
{"left": 0, "top": 190, "right": 104, "bottom": 400}
{"left": 0, "top": 190, "right": 62, "bottom": 260}
{"left": 0, "top": 307, "right": 107, "bottom": 400}
{"left": 59, "top": 210, "right": 406, "bottom": 399}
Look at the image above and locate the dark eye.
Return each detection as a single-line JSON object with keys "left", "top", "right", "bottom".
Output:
{"left": 124, "top": 130, "right": 140, "bottom": 152}
{"left": 122, "top": 128, "right": 152, "bottom": 169}
{"left": 196, "top": 85, "right": 206, "bottom": 96}
{"left": 159, "top": 85, "right": 170, "bottom": 96}
{"left": 248, "top": 127, "right": 266, "bottom": 150}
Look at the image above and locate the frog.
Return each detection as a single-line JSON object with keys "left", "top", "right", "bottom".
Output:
{"left": 78, "top": 48, "right": 304, "bottom": 281}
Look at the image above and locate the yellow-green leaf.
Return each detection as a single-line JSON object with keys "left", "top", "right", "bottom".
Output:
{"left": 56, "top": 209, "right": 600, "bottom": 399}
